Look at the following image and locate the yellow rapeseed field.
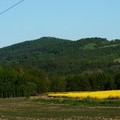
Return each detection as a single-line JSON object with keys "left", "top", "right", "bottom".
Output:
{"left": 48, "top": 90, "right": 120, "bottom": 99}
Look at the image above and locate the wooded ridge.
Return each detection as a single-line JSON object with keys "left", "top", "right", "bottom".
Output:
{"left": 0, "top": 37, "right": 120, "bottom": 97}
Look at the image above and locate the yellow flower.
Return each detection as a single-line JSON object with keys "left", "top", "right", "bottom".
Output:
{"left": 48, "top": 90, "right": 120, "bottom": 99}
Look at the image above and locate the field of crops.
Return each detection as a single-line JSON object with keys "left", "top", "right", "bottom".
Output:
{"left": 48, "top": 90, "right": 120, "bottom": 99}
{"left": 0, "top": 96, "right": 120, "bottom": 120}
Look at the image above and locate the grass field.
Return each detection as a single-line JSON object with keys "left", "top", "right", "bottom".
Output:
{"left": 0, "top": 96, "right": 120, "bottom": 120}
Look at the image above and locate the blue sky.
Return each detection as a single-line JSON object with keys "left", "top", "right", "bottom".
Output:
{"left": 0, "top": 0, "right": 120, "bottom": 48}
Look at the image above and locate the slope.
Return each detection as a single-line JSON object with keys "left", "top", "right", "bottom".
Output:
{"left": 0, "top": 37, "right": 120, "bottom": 75}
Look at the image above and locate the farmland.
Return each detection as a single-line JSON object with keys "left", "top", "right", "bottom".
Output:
{"left": 0, "top": 96, "right": 120, "bottom": 120}
{"left": 48, "top": 90, "right": 120, "bottom": 99}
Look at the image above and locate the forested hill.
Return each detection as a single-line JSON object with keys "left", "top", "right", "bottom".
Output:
{"left": 0, "top": 37, "right": 120, "bottom": 75}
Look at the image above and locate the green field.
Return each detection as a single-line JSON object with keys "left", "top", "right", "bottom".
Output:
{"left": 0, "top": 97, "right": 120, "bottom": 120}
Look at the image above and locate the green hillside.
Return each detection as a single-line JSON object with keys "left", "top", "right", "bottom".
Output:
{"left": 0, "top": 37, "right": 120, "bottom": 75}
{"left": 0, "top": 37, "right": 120, "bottom": 97}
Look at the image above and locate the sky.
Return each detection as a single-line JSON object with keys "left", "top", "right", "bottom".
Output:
{"left": 0, "top": 0, "right": 120, "bottom": 48}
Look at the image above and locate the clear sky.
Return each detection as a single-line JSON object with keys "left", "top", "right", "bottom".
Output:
{"left": 0, "top": 0, "right": 120, "bottom": 48}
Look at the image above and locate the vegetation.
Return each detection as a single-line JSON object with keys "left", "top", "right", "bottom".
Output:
{"left": 48, "top": 90, "right": 120, "bottom": 99}
{"left": 0, "top": 37, "right": 120, "bottom": 98}
{"left": 0, "top": 37, "right": 120, "bottom": 119}
{"left": 0, "top": 37, "right": 120, "bottom": 75}
{"left": 0, "top": 97, "right": 120, "bottom": 120}
{"left": 0, "top": 64, "right": 119, "bottom": 98}
{"left": 0, "top": 65, "right": 50, "bottom": 98}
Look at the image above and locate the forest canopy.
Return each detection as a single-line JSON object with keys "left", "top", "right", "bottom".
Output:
{"left": 0, "top": 37, "right": 120, "bottom": 98}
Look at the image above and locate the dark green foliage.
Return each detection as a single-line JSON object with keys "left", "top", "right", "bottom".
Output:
{"left": 66, "top": 74, "right": 91, "bottom": 91}
{"left": 65, "top": 72, "right": 118, "bottom": 92}
{"left": 0, "top": 65, "right": 50, "bottom": 98}
{"left": 50, "top": 75, "right": 66, "bottom": 92}
{"left": 0, "top": 37, "right": 120, "bottom": 98}
{"left": 0, "top": 64, "right": 119, "bottom": 98}
{"left": 114, "top": 73, "right": 120, "bottom": 89}
{"left": 0, "top": 37, "right": 120, "bottom": 75}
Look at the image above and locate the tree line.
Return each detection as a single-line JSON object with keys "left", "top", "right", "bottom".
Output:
{"left": 0, "top": 65, "right": 120, "bottom": 98}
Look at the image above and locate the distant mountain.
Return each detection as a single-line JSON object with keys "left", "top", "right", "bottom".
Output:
{"left": 0, "top": 37, "right": 120, "bottom": 75}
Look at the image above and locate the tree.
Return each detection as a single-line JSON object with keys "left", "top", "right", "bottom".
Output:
{"left": 114, "top": 73, "right": 120, "bottom": 89}
{"left": 50, "top": 75, "right": 66, "bottom": 92}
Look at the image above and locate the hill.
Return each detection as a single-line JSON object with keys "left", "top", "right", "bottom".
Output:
{"left": 0, "top": 36, "right": 120, "bottom": 97}
{"left": 0, "top": 37, "right": 120, "bottom": 75}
